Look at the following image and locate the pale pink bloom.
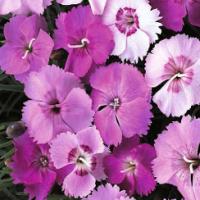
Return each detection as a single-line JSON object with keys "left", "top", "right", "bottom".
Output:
{"left": 102, "top": 0, "right": 161, "bottom": 62}
{"left": 153, "top": 116, "right": 200, "bottom": 200}
{"left": 50, "top": 127, "right": 106, "bottom": 198}
{"left": 57, "top": 0, "right": 107, "bottom": 15}
{"left": 22, "top": 65, "right": 94, "bottom": 144}
{"left": 0, "top": 0, "right": 52, "bottom": 15}
{"left": 145, "top": 34, "right": 200, "bottom": 117}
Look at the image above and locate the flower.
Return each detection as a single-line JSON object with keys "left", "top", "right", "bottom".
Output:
{"left": 22, "top": 65, "right": 94, "bottom": 144}
{"left": 0, "top": 0, "right": 52, "bottom": 15}
{"left": 150, "top": 0, "right": 200, "bottom": 32}
{"left": 84, "top": 183, "right": 135, "bottom": 200}
{"left": 153, "top": 116, "right": 200, "bottom": 200}
{"left": 90, "top": 63, "right": 152, "bottom": 146}
{"left": 102, "top": 0, "right": 161, "bottom": 62}
{"left": 9, "top": 132, "right": 58, "bottom": 200}
{"left": 104, "top": 136, "right": 156, "bottom": 196}
{"left": 50, "top": 126, "right": 106, "bottom": 198}
{"left": 54, "top": 5, "right": 114, "bottom": 77}
{"left": 0, "top": 15, "right": 54, "bottom": 83}
{"left": 57, "top": 0, "right": 107, "bottom": 15}
{"left": 145, "top": 34, "right": 200, "bottom": 117}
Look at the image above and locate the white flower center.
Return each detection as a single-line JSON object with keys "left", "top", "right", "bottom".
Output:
{"left": 183, "top": 155, "right": 200, "bottom": 174}
{"left": 68, "top": 38, "right": 90, "bottom": 49}
{"left": 22, "top": 38, "right": 35, "bottom": 59}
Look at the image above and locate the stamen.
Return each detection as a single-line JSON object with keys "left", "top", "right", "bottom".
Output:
{"left": 22, "top": 38, "right": 35, "bottom": 59}
{"left": 68, "top": 38, "right": 90, "bottom": 49}
{"left": 110, "top": 97, "right": 120, "bottom": 110}
{"left": 77, "top": 156, "right": 90, "bottom": 168}
{"left": 183, "top": 156, "right": 200, "bottom": 174}
{"left": 183, "top": 156, "right": 195, "bottom": 163}
{"left": 167, "top": 72, "right": 186, "bottom": 84}
{"left": 120, "top": 161, "right": 135, "bottom": 173}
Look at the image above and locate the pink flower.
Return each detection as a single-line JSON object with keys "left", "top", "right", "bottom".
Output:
{"left": 102, "top": 0, "right": 161, "bottom": 62}
{"left": 0, "top": 0, "right": 52, "bottom": 15}
{"left": 57, "top": 0, "right": 107, "bottom": 15}
{"left": 0, "top": 15, "right": 54, "bottom": 83}
{"left": 54, "top": 6, "right": 114, "bottom": 77}
{"left": 90, "top": 63, "right": 152, "bottom": 146}
{"left": 22, "top": 65, "right": 94, "bottom": 144}
{"left": 150, "top": 0, "right": 200, "bottom": 32}
{"left": 50, "top": 127, "right": 106, "bottom": 198}
{"left": 145, "top": 34, "right": 200, "bottom": 117}
{"left": 153, "top": 116, "right": 200, "bottom": 200}
{"left": 85, "top": 183, "right": 135, "bottom": 200}
{"left": 104, "top": 136, "right": 156, "bottom": 196}
{"left": 9, "top": 132, "right": 62, "bottom": 200}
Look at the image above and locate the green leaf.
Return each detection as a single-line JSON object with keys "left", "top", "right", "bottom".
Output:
{"left": 0, "top": 84, "right": 23, "bottom": 92}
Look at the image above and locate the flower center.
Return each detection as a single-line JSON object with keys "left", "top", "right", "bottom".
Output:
{"left": 183, "top": 155, "right": 200, "bottom": 174}
{"left": 49, "top": 99, "right": 61, "bottom": 114}
{"left": 22, "top": 38, "right": 35, "bottom": 59}
{"left": 68, "top": 38, "right": 90, "bottom": 49}
{"left": 68, "top": 146, "right": 96, "bottom": 176}
{"left": 39, "top": 155, "right": 49, "bottom": 168}
{"left": 163, "top": 56, "right": 194, "bottom": 93}
{"left": 121, "top": 160, "right": 136, "bottom": 174}
{"left": 109, "top": 97, "right": 121, "bottom": 110}
{"left": 115, "top": 7, "right": 139, "bottom": 36}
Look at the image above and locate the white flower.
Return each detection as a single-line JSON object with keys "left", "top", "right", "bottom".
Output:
{"left": 102, "top": 0, "right": 162, "bottom": 62}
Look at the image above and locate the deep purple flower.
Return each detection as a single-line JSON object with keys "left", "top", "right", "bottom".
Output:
{"left": 104, "top": 136, "right": 156, "bottom": 196}
{"left": 0, "top": 15, "right": 54, "bottom": 83}
{"left": 9, "top": 132, "right": 64, "bottom": 200}
{"left": 150, "top": 0, "right": 200, "bottom": 31}
{"left": 90, "top": 63, "right": 152, "bottom": 146}
{"left": 54, "top": 5, "right": 114, "bottom": 77}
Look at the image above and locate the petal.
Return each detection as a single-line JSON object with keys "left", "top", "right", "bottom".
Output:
{"left": 24, "top": 65, "right": 80, "bottom": 102}
{"left": 50, "top": 132, "right": 78, "bottom": 169}
{"left": 0, "top": 44, "right": 30, "bottom": 75}
{"left": 104, "top": 154, "right": 125, "bottom": 184}
{"left": 57, "top": 0, "right": 82, "bottom": 5}
{"left": 135, "top": 163, "right": 156, "bottom": 196}
{"left": 150, "top": 0, "right": 186, "bottom": 31}
{"left": 65, "top": 49, "right": 93, "bottom": 77}
{"left": 24, "top": 170, "right": 56, "bottom": 200}
{"left": 153, "top": 80, "right": 194, "bottom": 117}
{"left": 187, "top": 1, "right": 200, "bottom": 27}
{"left": 117, "top": 98, "right": 152, "bottom": 138}
{"left": 120, "top": 29, "right": 150, "bottom": 62}
{"left": 86, "top": 23, "right": 114, "bottom": 65}
{"left": 63, "top": 172, "right": 96, "bottom": 198}
{"left": 0, "top": 0, "right": 21, "bottom": 15}
{"left": 25, "top": 0, "right": 45, "bottom": 14}
{"left": 94, "top": 107, "right": 122, "bottom": 146}
{"left": 89, "top": 0, "right": 107, "bottom": 15}
{"left": 61, "top": 88, "right": 94, "bottom": 132}
{"left": 77, "top": 126, "right": 104, "bottom": 154}
{"left": 22, "top": 101, "right": 54, "bottom": 144}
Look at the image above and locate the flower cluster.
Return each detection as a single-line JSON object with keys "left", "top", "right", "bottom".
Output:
{"left": 0, "top": 0, "right": 200, "bottom": 200}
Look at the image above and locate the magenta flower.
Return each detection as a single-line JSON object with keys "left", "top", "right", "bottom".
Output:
{"left": 54, "top": 6, "right": 114, "bottom": 77}
{"left": 153, "top": 116, "right": 200, "bottom": 200}
{"left": 90, "top": 63, "right": 152, "bottom": 146}
{"left": 0, "top": 15, "right": 54, "bottom": 83}
{"left": 22, "top": 65, "right": 94, "bottom": 144}
{"left": 145, "top": 34, "right": 200, "bottom": 117}
{"left": 50, "top": 127, "right": 106, "bottom": 198}
{"left": 150, "top": 0, "right": 200, "bottom": 32}
{"left": 9, "top": 132, "right": 59, "bottom": 200}
{"left": 85, "top": 183, "right": 135, "bottom": 200}
{"left": 104, "top": 136, "right": 156, "bottom": 196}
{"left": 0, "top": 0, "right": 52, "bottom": 15}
